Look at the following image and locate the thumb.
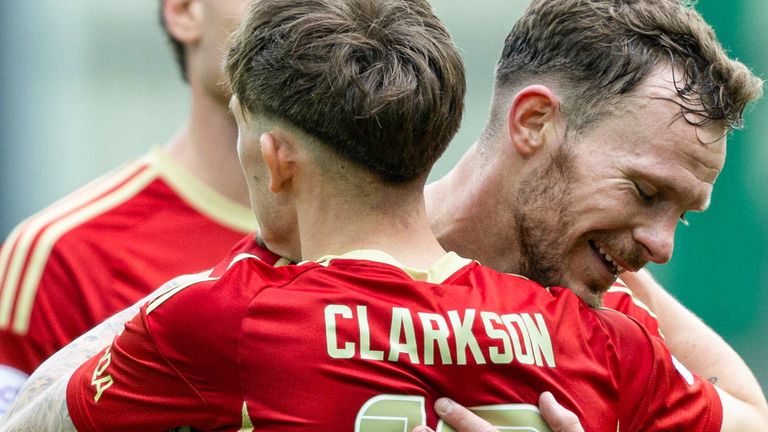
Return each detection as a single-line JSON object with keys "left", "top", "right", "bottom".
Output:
{"left": 539, "top": 392, "right": 584, "bottom": 432}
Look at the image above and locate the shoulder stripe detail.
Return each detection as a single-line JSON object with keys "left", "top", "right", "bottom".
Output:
{"left": 227, "top": 253, "right": 265, "bottom": 270}
{"left": 0, "top": 159, "right": 151, "bottom": 329}
{"left": 0, "top": 162, "right": 159, "bottom": 333}
{"left": 239, "top": 401, "right": 254, "bottom": 432}
{"left": 148, "top": 147, "right": 256, "bottom": 234}
{"left": 0, "top": 224, "right": 27, "bottom": 328}
{"left": 146, "top": 253, "right": 278, "bottom": 315}
{"left": 146, "top": 276, "right": 219, "bottom": 314}
{"left": 274, "top": 257, "right": 293, "bottom": 267}
{"left": 605, "top": 286, "right": 659, "bottom": 320}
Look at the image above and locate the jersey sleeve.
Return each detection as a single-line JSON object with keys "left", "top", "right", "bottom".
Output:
{"left": 599, "top": 309, "right": 723, "bottom": 431}
{"left": 601, "top": 282, "right": 662, "bottom": 338}
{"left": 0, "top": 231, "right": 97, "bottom": 376}
{"left": 66, "top": 274, "right": 246, "bottom": 431}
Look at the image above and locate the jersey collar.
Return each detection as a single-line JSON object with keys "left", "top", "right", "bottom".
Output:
{"left": 310, "top": 250, "right": 473, "bottom": 284}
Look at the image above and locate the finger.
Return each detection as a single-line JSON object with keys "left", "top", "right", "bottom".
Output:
{"left": 538, "top": 392, "right": 584, "bottom": 432}
{"left": 434, "top": 398, "right": 497, "bottom": 432}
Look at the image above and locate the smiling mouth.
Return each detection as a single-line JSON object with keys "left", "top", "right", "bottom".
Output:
{"left": 588, "top": 240, "right": 624, "bottom": 278}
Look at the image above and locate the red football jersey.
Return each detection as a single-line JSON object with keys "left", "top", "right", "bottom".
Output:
{"left": 67, "top": 250, "right": 721, "bottom": 432}
{"left": 602, "top": 281, "right": 662, "bottom": 337}
{"left": 0, "top": 148, "right": 256, "bottom": 375}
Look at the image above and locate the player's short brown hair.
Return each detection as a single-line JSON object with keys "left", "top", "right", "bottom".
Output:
{"left": 225, "top": 0, "right": 465, "bottom": 183}
{"left": 489, "top": 0, "right": 763, "bottom": 136}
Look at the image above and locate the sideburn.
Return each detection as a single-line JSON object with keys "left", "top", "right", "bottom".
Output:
{"left": 512, "top": 143, "right": 576, "bottom": 287}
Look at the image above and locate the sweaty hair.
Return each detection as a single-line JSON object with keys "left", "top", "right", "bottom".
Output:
{"left": 490, "top": 0, "right": 763, "bottom": 136}
{"left": 159, "top": 1, "right": 187, "bottom": 82}
{"left": 225, "top": 0, "right": 466, "bottom": 183}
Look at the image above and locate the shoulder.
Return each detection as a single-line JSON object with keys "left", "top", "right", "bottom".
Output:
{"left": 0, "top": 155, "right": 161, "bottom": 270}
{"left": 0, "top": 157, "right": 158, "bottom": 333}
{"left": 145, "top": 252, "right": 301, "bottom": 324}
{"left": 602, "top": 281, "right": 662, "bottom": 337}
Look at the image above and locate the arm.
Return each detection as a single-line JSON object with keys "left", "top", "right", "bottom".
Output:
{"left": 620, "top": 269, "right": 768, "bottom": 422}
{"left": 1, "top": 271, "right": 205, "bottom": 423}
{"left": 0, "top": 372, "right": 76, "bottom": 432}
{"left": 1, "top": 301, "right": 140, "bottom": 422}
{"left": 719, "top": 387, "right": 768, "bottom": 432}
{"left": 412, "top": 394, "right": 584, "bottom": 432}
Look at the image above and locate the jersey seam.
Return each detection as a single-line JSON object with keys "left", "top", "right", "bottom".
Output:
{"left": 141, "top": 307, "right": 211, "bottom": 409}
{"left": 234, "top": 261, "right": 320, "bottom": 425}
{"left": 622, "top": 314, "right": 661, "bottom": 431}
{"left": 592, "top": 308, "right": 651, "bottom": 430}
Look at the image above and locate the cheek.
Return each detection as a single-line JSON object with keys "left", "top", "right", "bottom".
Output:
{"left": 238, "top": 137, "right": 261, "bottom": 169}
{"left": 572, "top": 187, "right": 636, "bottom": 227}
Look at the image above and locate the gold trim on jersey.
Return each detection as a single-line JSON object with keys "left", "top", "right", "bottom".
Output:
{"left": 0, "top": 159, "right": 153, "bottom": 332}
{"left": 274, "top": 257, "right": 293, "bottom": 267}
{"left": 149, "top": 147, "right": 256, "bottom": 234}
{"left": 312, "top": 250, "right": 472, "bottom": 284}
{"left": 145, "top": 253, "right": 291, "bottom": 315}
{"left": 146, "top": 275, "right": 219, "bottom": 315}
{"left": 225, "top": 252, "right": 291, "bottom": 270}
{"left": 605, "top": 283, "right": 659, "bottom": 320}
{"left": 10, "top": 168, "right": 159, "bottom": 333}
{"left": 239, "top": 401, "right": 254, "bottom": 432}
{"left": 227, "top": 253, "right": 267, "bottom": 270}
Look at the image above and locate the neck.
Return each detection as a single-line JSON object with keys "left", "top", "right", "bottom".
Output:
{"left": 165, "top": 86, "right": 250, "bottom": 206}
{"left": 426, "top": 142, "right": 523, "bottom": 272}
{"left": 299, "top": 185, "right": 446, "bottom": 269}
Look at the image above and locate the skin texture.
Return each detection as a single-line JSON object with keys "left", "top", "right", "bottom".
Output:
{"left": 412, "top": 394, "right": 584, "bottom": 432}
{"left": 163, "top": 0, "right": 253, "bottom": 206}
{"left": 423, "top": 67, "right": 767, "bottom": 430}
{"left": 428, "top": 69, "right": 725, "bottom": 307}
{"left": 518, "top": 78, "right": 722, "bottom": 305}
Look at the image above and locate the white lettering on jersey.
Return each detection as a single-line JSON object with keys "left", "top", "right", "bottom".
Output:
{"left": 91, "top": 346, "right": 114, "bottom": 402}
{"left": 418, "top": 312, "right": 453, "bottom": 365}
{"left": 325, "top": 305, "right": 354, "bottom": 359}
{"left": 324, "top": 306, "right": 555, "bottom": 367}
{"left": 389, "top": 307, "right": 420, "bottom": 363}
{"left": 358, "top": 306, "right": 384, "bottom": 360}
{"left": 447, "top": 309, "right": 485, "bottom": 365}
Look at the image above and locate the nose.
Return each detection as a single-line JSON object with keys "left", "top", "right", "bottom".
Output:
{"left": 633, "top": 217, "right": 677, "bottom": 264}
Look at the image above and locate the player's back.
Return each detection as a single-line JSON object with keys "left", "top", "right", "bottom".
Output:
{"left": 220, "top": 252, "right": 719, "bottom": 431}
{"left": 67, "top": 250, "right": 721, "bottom": 432}
{"left": 235, "top": 251, "right": 630, "bottom": 431}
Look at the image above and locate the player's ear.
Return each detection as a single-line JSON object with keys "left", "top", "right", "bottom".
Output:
{"left": 260, "top": 131, "right": 297, "bottom": 193}
{"left": 163, "top": 0, "right": 203, "bottom": 46}
{"left": 507, "top": 85, "right": 564, "bottom": 158}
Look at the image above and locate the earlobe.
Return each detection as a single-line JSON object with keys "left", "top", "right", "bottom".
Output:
{"left": 260, "top": 132, "right": 295, "bottom": 193}
{"left": 163, "top": 0, "right": 203, "bottom": 45}
{"left": 507, "top": 85, "right": 562, "bottom": 158}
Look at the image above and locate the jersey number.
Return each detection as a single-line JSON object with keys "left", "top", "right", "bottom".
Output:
{"left": 354, "top": 394, "right": 552, "bottom": 432}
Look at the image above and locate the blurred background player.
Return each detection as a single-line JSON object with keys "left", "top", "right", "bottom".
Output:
{"left": 0, "top": 0, "right": 256, "bottom": 412}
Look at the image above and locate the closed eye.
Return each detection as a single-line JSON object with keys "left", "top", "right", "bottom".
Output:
{"left": 634, "top": 181, "right": 657, "bottom": 203}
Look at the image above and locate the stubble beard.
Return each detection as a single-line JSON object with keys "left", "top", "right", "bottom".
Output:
{"left": 512, "top": 145, "right": 575, "bottom": 290}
